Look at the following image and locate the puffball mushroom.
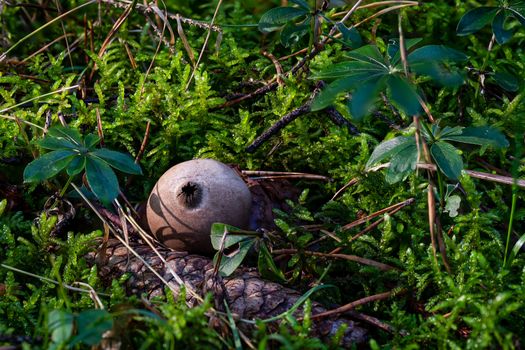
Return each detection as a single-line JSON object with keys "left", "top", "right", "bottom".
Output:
{"left": 146, "top": 159, "right": 252, "bottom": 254}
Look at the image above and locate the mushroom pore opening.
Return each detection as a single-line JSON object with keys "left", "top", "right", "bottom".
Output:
{"left": 177, "top": 181, "right": 202, "bottom": 208}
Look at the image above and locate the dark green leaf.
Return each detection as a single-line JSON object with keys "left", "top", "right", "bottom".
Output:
{"left": 385, "top": 141, "right": 418, "bottom": 184}
{"left": 258, "top": 242, "right": 286, "bottom": 282}
{"left": 84, "top": 134, "right": 100, "bottom": 149}
{"left": 336, "top": 24, "right": 362, "bottom": 48}
{"left": 48, "top": 310, "right": 74, "bottom": 344}
{"left": 456, "top": 7, "right": 499, "bottom": 35}
{"left": 386, "top": 75, "right": 422, "bottom": 116}
{"left": 441, "top": 126, "right": 509, "bottom": 148}
{"left": 346, "top": 45, "right": 386, "bottom": 67}
{"left": 38, "top": 135, "right": 77, "bottom": 150}
{"left": 70, "top": 309, "right": 113, "bottom": 346}
{"left": 492, "top": 10, "right": 513, "bottom": 44}
{"left": 408, "top": 45, "right": 468, "bottom": 63}
{"left": 23, "top": 150, "right": 76, "bottom": 182}
{"left": 493, "top": 71, "right": 519, "bottom": 91}
{"left": 410, "top": 61, "right": 466, "bottom": 87}
{"left": 508, "top": 4, "right": 525, "bottom": 26}
{"left": 214, "top": 238, "right": 255, "bottom": 276}
{"left": 438, "top": 126, "right": 464, "bottom": 139}
{"left": 90, "top": 149, "right": 142, "bottom": 175}
{"left": 85, "top": 156, "right": 119, "bottom": 207}
{"left": 47, "top": 126, "right": 83, "bottom": 146}
{"left": 366, "top": 136, "right": 413, "bottom": 169}
{"left": 259, "top": 7, "right": 309, "bottom": 33}
{"left": 289, "top": 0, "right": 310, "bottom": 10}
{"left": 348, "top": 77, "right": 386, "bottom": 120}
{"left": 210, "top": 223, "right": 257, "bottom": 250}
{"left": 311, "top": 74, "right": 381, "bottom": 111}
{"left": 431, "top": 141, "right": 463, "bottom": 180}
{"left": 388, "top": 38, "right": 422, "bottom": 65}
{"left": 311, "top": 61, "right": 385, "bottom": 80}
{"left": 281, "top": 22, "right": 309, "bottom": 47}
{"left": 66, "top": 156, "right": 86, "bottom": 176}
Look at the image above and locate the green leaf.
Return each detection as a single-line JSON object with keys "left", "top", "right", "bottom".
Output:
{"left": 258, "top": 242, "right": 286, "bottom": 282}
{"left": 70, "top": 310, "right": 113, "bottom": 346}
{"left": 47, "top": 126, "right": 83, "bottom": 146}
{"left": 336, "top": 24, "right": 362, "bottom": 48}
{"left": 66, "top": 156, "right": 86, "bottom": 176}
{"left": 508, "top": 3, "right": 525, "bottom": 26}
{"left": 408, "top": 45, "right": 468, "bottom": 63}
{"left": 347, "top": 77, "right": 386, "bottom": 120}
{"left": 38, "top": 135, "right": 77, "bottom": 150}
{"left": 366, "top": 136, "right": 413, "bottom": 169}
{"left": 23, "top": 150, "right": 76, "bottom": 182}
{"left": 289, "top": 0, "right": 310, "bottom": 11}
{"left": 214, "top": 238, "right": 255, "bottom": 276}
{"left": 493, "top": 71, "right": 519, "bottom": 91}
{"left": 456, "top": 7, "right": 499, "bottom": 36}
{"left": 84, "top": 134, "right": 100, "bottom": 149}
{"left": 441, "top": 126, "right": 509, "bottom": 148}
{"left": 386, "top": 75, "right": 422, "bottom": 116}
{"left": 385, "top": 141, "right": 418, "bottom": 184}
{"left": 48, "top": 310, "right": 74, "bottom": 344}
{"left": 259, "top": 7, "right": 309, "bottom": 33}
{"left": 492, "top": 10, "right": 513, "bottom": 44}
{"left": 85, "top": 156, "right": 120, "bottom": 206}
{"left": 438, "top": 126, "right": 463, "bottom": 139}
{"left": 311, "top": 75, "right": 373, "bottom": 111}
{"left": 0, "top": 199, "right": 6, "bottom": 217}
{"left": 210, "top": 223, "right": 257, "bottom": 250}
{"left": 346, "top": 45, "right": 386, "bottom": 66}
{"left": 311, "top": 61, "right": 385, "bottom": 80}
{"left": 90, "top": 149, "right": 142, "bottom": 175}
{"left": 281, "top": 22, "right": 309, "bottom": 47}
{"left": 388, "top": 38, "right": 422, "bottom": 65}
{"left": 410, "top": 61, "right": 466, "bottom": 87}
{"left": 431, "top": 141, "right": 463, "bottom": 180}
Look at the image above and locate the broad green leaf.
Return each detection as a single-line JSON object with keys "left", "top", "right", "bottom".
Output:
{"left": 508, "top": 231, "right": 525, "bottom": 266}
{"left": 311, "top": 61, "right": 385, "bottom": 80}
{"left": 258, "top": 242, "right": 286, "bottom": 282}
{"left": 48, "top": 310, "right": 74, "bottom": 344}
{"left": 85, "top": 156, "right": 119, "bottom": 206}
{"left": 431, "top": 141, "right": 463, "bottom": 180}
{"left": 410, "top": 61, "right": 466, "bottom": 87}
{"left": 259, "top": 7, "right": 309, "bottom": 33}
{"left": 492, "top": 10, "right": 513, "bottom": 44}
{"left": 210, "top": 223, "right": 257, "bottom": 250}
{"left": 84, "top": 134, "right": 100, "bottom": 149}
{"left": 289, "top": 0, "right": 310, "bottom": 10}
{"left": 493, "top": 71, "right": 519, "bottom": 91}
{"left": 346, "top": 45, "right": 386, "bottom": 67}
{"left": 47, "top": 126, "right": 83, "bottom": 146}
{"left": 215, "top": 238, "right": 255, "bottom": 276}
{"left": 23, "top": 150, "right": 76, "bottom": 182}
{"left": 437, "top": 126, "right": 463, "bottom": 139}
{"left": 386, "top": 75, "right": 422, "bottom": 116}
{"left": 385, "top": 141, "right": 417, "bottom": 184}
{"left": 366, "top": 136, "right": 413, "bottom": 169}
{"left": 91, "top": 149, "right": 142, "bottom": 175}
{"left": 66, "top": 156, "right": 86, "bottom": 176}
{"left": 388, "top": 38, "right": 422, "bottom": 65}
{"left": 38, "top": 135, "right": 77, "bottom": 150}
{"left": 336, "top": 24, "right": 362, "bottom": 48}
{"left": 456, "top": 7, "right": 499, "bottom": 35}
{"left": 281, "top": 22, "right": 309, "bottom": 47}
{"left": 348, "top": 77, "right": 386, "bottom": 120}
{"left": 408, "top": 45, "right": 467, "bottom": 63}
{"left": 441, "top": 126, "right": 509, "bottom": 148}
{"left": 70, "top": 309, "right": 113, "bottom": 346}
{"left": 311, "top": 75, "right": 379, "bottom": 111}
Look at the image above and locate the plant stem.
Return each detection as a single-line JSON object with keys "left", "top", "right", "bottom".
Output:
{"left": 504, "top": 132, "right": 522, "bottom": 266}
{"left": 59, "top": 176, "right": 74, "bottom": 198}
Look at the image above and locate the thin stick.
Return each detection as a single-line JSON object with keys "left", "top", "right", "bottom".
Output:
{"left": 310, "top": 289, "right": 404, "bottom": 320}
{"left": 0, "top": 85, "right": 79, "bottom": 114}
{"left": 331, "top": 178, "right": 359, "bottom": 201}
{"left": 185, "top": 0, "right": 223, "bottom": 89}
{"left": 342, "top": 198, "right": 415, "bottom": 231}
{"left": 261, "top": 50, "right": 284, "bottom": 86}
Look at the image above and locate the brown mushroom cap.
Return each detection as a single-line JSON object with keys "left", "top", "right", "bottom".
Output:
{"left": 146, "top": 159, "right": 252, "bottom": 254}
